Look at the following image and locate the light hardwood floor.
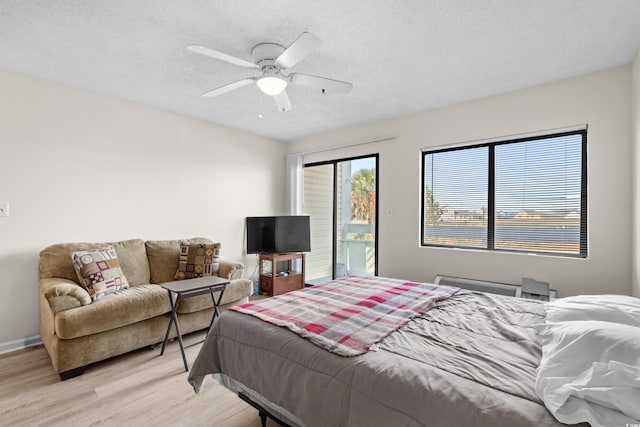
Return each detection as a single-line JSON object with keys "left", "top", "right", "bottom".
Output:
{"left": 0, "top": 331, "right": 278, "bottom": 427}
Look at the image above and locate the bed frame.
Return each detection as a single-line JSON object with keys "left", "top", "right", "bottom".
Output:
{"left": 237, "top": 391, "right": 293, "bottom": 427}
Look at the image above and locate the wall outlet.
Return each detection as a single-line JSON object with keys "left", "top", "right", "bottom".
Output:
{"left": 0, "top": 202, "right": 8, "bottom": 217}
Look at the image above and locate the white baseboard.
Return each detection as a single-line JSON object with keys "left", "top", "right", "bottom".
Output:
{"left": 0, "top": 335, "right": 42, "bottom": 355}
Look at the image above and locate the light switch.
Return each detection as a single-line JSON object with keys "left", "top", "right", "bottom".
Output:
{"left": 386, "top": 208, "right": 393, "bottom": 216}
{"left": 0, "top": 202, "right": 9, "bottom": 217}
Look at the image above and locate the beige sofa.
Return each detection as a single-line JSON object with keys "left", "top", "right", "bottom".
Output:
{"left": 38, "top": 237, "right": 253, "bottom": 380}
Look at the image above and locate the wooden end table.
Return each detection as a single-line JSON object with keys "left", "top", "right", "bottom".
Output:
{"left": 159, "top": 276, "right": 229, "bottom": 371}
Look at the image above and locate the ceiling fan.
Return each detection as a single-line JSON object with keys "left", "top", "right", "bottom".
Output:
{"left": 187, "top": 32, "right": 353, "bottom": 112}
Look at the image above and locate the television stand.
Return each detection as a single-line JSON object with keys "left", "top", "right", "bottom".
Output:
{"left": 259, "top": 253, "right": 305, "bottom": 296}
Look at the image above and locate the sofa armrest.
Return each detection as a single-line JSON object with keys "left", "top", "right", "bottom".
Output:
{"left": 218, "top": 260, "right": 244, "bottom": 280}
{"left": 40, "top": 277, "right": 92, "bottom": 314}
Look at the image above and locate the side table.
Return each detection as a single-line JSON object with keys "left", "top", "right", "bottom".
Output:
{"left": 159, "top": 276, "right": 229, "bottom": 371}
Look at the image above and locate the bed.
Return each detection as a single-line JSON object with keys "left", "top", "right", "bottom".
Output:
{"left": 188, "top": 275, "right": 640, "bottom": 427}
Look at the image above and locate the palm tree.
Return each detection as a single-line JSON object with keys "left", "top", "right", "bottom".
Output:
{"left": 351, "top": 169, "right": 376, "bottom": 224}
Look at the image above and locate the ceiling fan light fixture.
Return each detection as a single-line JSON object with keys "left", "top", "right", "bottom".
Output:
{"left": 256, "top": 75, "right": 287, "bottom": 96}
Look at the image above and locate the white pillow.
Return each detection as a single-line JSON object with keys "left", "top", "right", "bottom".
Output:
{"left": 535, "top": 320, "right": 640, "bottom": 426}
{"left": 546, "top": 294, "right": 640, "bottom": 328}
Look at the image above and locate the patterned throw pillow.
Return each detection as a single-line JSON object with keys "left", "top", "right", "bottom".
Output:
{"left": 175, "top": 242, "right": 221, "bottom": 280}
{"left": 71, "top": 246, "right": 130, "bottom": 301}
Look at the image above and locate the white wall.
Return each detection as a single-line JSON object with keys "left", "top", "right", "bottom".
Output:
{"left": 289, "top": 65, "right": 633, "bottom": 297}
{"left": 0, "top": 67, "right": 286, "bottom": 346}
{"left": 632, "top": 53, "right": 640, "bottom": 298}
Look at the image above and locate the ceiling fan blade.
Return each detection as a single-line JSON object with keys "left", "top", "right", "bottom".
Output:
{"left": 276, "top": 32, "right": 322, "bottom": 69}
{"left": 202, "top": 78, "right": 255, "bottom": 98}
{"left": 187, "top": 45, "right": 258, "bottom": 69}
{"left": 273, "top": 90, "right": 292, "bottom": 112}
{"left": 290, "top": 73, "right": 353, "bottom": 94}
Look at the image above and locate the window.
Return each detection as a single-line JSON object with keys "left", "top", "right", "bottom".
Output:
{"left": 421, "top": 129, "right": 587, "bottom": 257}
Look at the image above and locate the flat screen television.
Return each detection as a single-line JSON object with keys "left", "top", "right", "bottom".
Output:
{"left": 246, "top": 216, "right": 311, "bottom": 254}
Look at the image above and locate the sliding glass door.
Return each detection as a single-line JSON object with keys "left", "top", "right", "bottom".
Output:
{"left": 303, "top": 155, "right": 378, "bottom": 284}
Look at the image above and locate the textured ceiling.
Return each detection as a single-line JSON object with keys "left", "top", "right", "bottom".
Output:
{"left": 1, "top": 1, "right": 640, "bottom": 142}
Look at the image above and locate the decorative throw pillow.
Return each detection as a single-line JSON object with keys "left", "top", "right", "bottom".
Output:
{"left": 175, "top": 242, "right": 221, "bottom": 280}
{"left": 71, "top": 246, "right": 130, "bottom": 301}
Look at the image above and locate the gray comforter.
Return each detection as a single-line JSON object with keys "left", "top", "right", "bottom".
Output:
{"left": 189, "top": 291, "right": 584, "bottom": 427}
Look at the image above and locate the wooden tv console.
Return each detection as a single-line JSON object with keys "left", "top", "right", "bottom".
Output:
{"left": 259, "top": 252, "right": 305, "bottom": 296}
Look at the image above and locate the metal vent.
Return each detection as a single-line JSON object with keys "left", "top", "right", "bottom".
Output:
{"left": 434, "top": 275, "right": 522, "bottom": 297}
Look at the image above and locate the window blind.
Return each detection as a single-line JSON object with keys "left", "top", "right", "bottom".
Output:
{"left": 424, "top": 146, "right": 488, "bottom": 248}
{"left": 421, "top": 129, "right": 587, "bottom": 257}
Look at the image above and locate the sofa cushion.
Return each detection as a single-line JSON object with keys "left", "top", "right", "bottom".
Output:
{"left": 71, "top": 246, "right": 130, "bottom": 301}
{"left": 54, "top": 285, "right": 170, "bottom": 339}
{"left": 175, "top": 242, "right": 221, "bottom": 280}
{"left": 39, "top": 239, "right": 151, "bottom": 286}
{"left": 145, "top": 237, "right": 213, "bottom": 284}
{"left": 177, "top": 278, "right": 253, "bottom": 314}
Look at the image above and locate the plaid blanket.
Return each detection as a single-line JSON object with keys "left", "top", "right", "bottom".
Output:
{"left": 230, "top": 275, "right": 459, "bottom": 356}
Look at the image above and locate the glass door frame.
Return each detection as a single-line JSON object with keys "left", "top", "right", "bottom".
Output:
{"left": 304, "top": 153, "right": 379, "bottom": 279}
